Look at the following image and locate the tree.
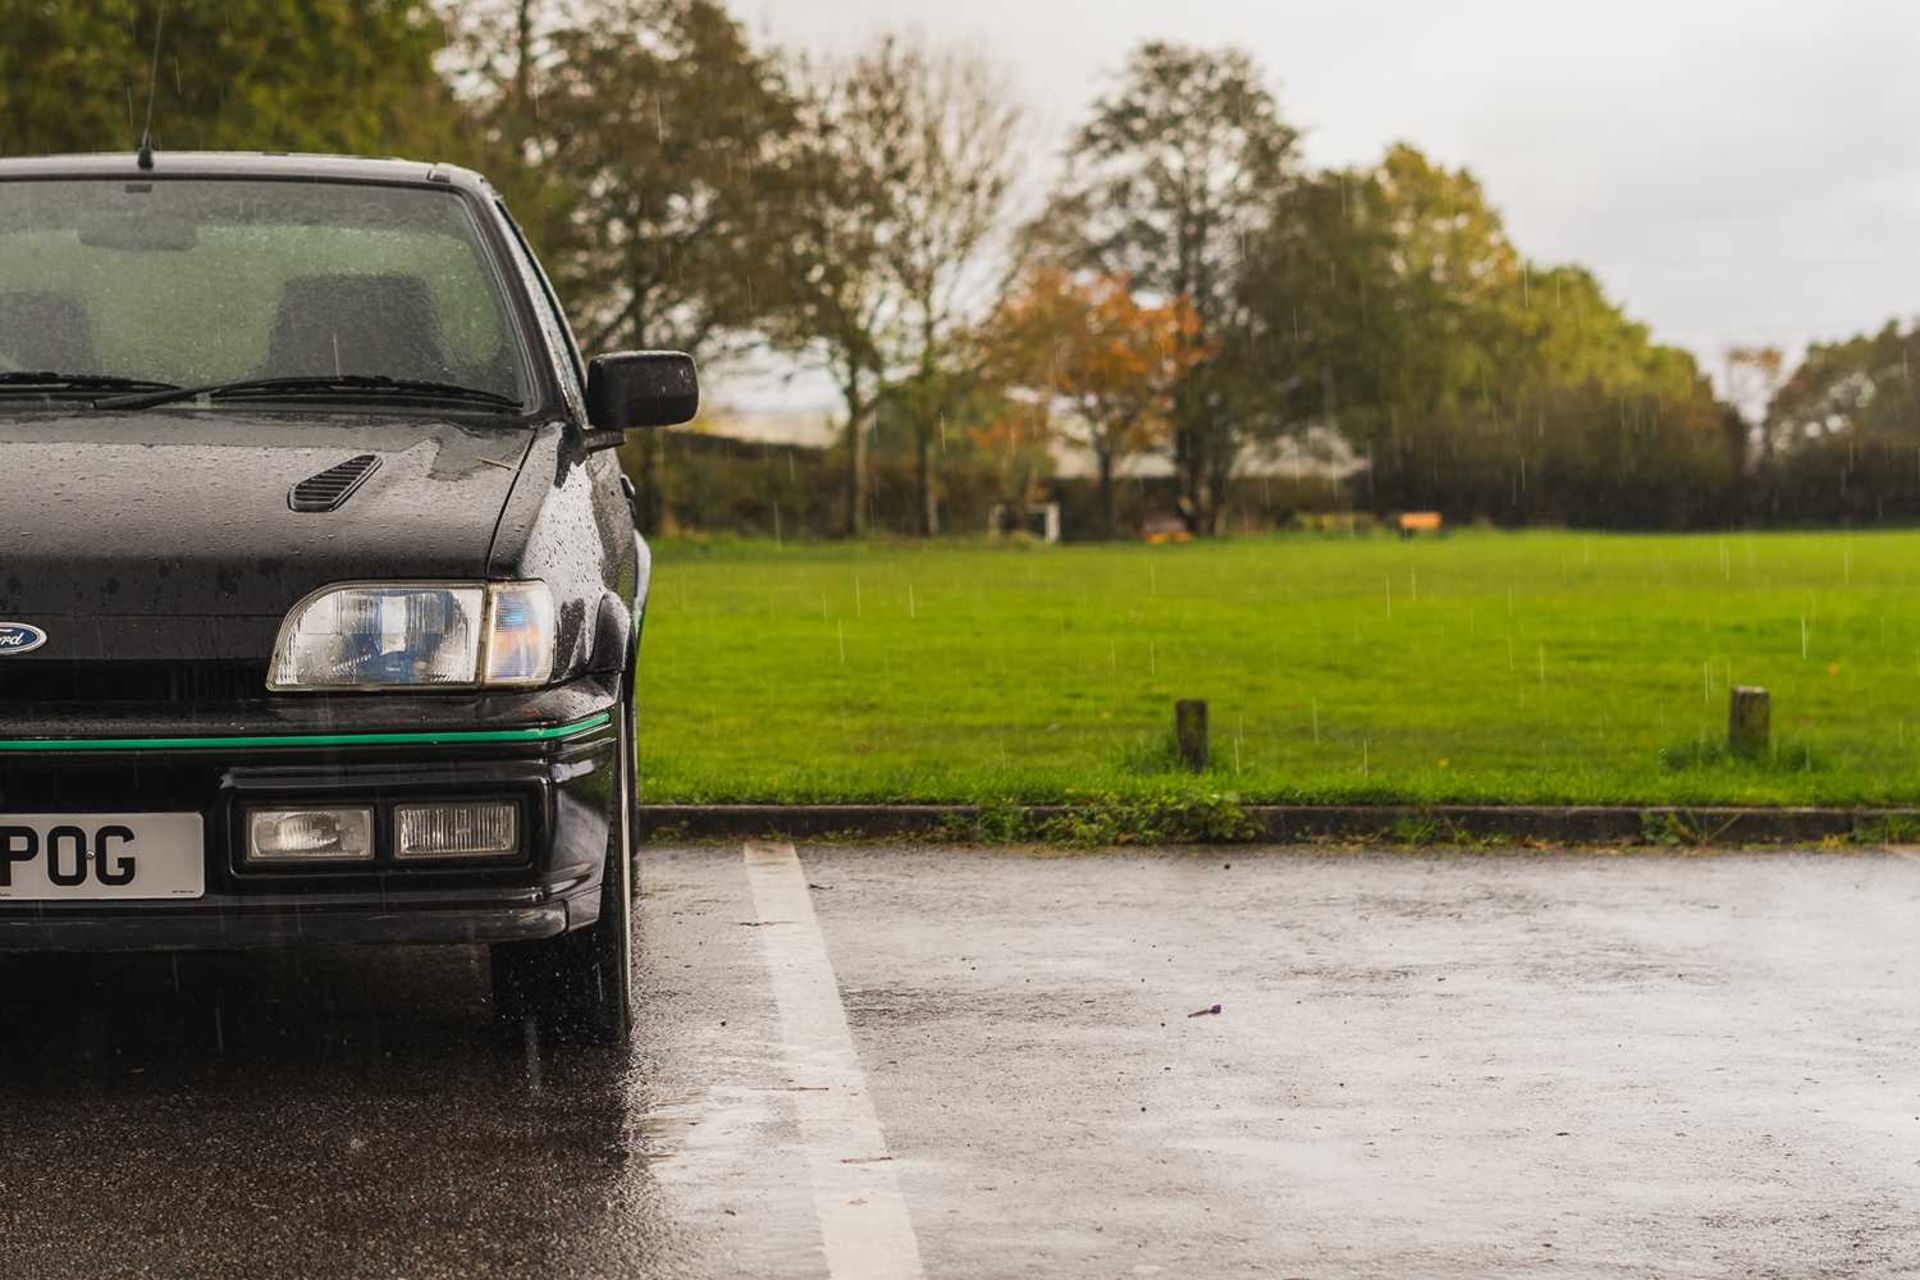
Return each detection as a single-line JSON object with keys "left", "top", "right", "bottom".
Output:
{"left": 485, "top": 1, "right": 798, "bottom": 357}
{"left": 1235, "top": 147, "right": 1508, "bottom": 509}
{"left": 878, "top": 44, "right": 1022, "bottom": 537}
{"left": 967, "top": 393, "right": 1055, "bottom": 530}
{"left": 765, "top": 57, "right": 896, "bottom": 537}
{"left": 1244, "top": 145, "right": 1530, "bottom": 504}
{"left": 986, "top": 267, "right": 1207, "bottom": 536}
{"left": 1765, "top": 322, "right": 1920, "bottom": 452}
{"left": 452, "top": 0, "right": 802, "bottom": 534}
{"left": 769, "top": 38, "right": 1022, "bottom": 537}
{"left": 0, "top": 0, "right": 456, "bottom": 158}
{"left": 1239, "top": 142, "right": 1718, "bottom": 518}
{"left": 1036, "top": 42, "right": 1301, "bottom": 533}
{"left": 1717, "top": 343, "right": 1785, "bottom": 485}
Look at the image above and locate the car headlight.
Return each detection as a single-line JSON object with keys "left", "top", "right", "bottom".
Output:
{"left": 269, "top": 581, "right": 555, "bottom": 691}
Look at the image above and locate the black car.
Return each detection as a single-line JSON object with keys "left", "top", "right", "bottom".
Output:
{"left": 0, "top": 152, "right": 697, "bottom": 1044}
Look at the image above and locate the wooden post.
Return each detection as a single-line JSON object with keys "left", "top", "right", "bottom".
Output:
{"left": 1729, "top": 686, "right": 1770, "bottom": 756}
{"left": 1175, "top": 699, "right": 1209, "bottom": 772}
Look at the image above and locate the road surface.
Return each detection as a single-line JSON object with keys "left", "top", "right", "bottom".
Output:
{"left": 3, "top": 844, "right": 1919, "bottom": 1278}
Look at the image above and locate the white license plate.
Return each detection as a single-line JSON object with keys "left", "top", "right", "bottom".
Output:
{"left": 0, "top": 813, "right": 205, "bottom": 901}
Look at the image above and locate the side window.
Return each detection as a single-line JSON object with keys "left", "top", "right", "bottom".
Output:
{"left": 493, "top": 201, "right": 586, "bottom": 417}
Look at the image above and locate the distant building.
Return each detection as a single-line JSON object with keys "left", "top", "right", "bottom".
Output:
{"left": 1046, "top": 423, "right": 1368, "bottom": 483}
{"left": 699, "top": 406, "right": 1369, "bottom": 486}
{"left": 699, "top": 407, "right": 839, "bottom": 449}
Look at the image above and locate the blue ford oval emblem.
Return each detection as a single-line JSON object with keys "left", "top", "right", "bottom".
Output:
{"left": 0, "top": 622, "right": 47, "bottom": 655}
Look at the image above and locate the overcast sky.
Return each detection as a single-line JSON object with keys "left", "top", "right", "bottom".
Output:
{"left": 746, "top": 0, "right": 1920, "bottom": 386}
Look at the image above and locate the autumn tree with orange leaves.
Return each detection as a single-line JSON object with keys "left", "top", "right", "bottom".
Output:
{"left": 985, "top": 267, "right": 1210, "bottom": 538}
{"left": 965, "top": 395, "right": 1055, "bottom": 530}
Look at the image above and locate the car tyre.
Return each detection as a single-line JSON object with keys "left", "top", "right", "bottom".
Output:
{"left": 491, "top": 681, "right": 635, "bottom": 1046}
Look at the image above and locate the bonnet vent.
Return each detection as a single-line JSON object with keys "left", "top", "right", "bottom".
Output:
{"left": 289, "top": 454, "right": 381, "bottom": 512}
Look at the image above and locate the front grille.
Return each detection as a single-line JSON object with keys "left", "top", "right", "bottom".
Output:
{"left": 0, "top": 660, "right": 269, "bottom": 709}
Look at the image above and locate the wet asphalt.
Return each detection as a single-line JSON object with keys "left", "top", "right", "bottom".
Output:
{"left": 3, "top": 845, "right": 1920, "bottom": 1278}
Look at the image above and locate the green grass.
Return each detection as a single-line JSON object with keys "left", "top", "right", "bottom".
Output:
{"left": 636, "top": 529, "right": 1920, "bottom": 808}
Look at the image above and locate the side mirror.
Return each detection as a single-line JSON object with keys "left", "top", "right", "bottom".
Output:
{"left": 585, "top": 351, "right": 699, "bottom": 432}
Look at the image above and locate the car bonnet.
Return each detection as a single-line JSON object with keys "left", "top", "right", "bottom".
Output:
{"left": 0, "top": 413, "right": 533, "bottom": 662}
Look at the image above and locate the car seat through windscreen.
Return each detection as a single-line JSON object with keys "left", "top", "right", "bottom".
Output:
{"left": 264, "top": 274, "right": 451, "bottom": 383}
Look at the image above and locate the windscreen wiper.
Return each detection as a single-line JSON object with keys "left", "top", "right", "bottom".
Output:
{"left": 0, "top": 371, "right": 180, "bottom": 394}
{"left": 97, "top": 374, "right": 523, "bottom": 411}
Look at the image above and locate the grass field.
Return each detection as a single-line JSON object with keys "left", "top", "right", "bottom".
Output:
{"left": 636, "top": 530, "right": 1920, "bottom": 808}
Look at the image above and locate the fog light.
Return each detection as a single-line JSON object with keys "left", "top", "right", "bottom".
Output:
{"left": 395, "top": 801, "right": 519, "bottom": 859}
{"left": 247, "top": 807, "right": 374, "bottom": 862}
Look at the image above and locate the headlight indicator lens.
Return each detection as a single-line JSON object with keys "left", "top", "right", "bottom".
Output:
{"left": 483, "top": 582, "right": 556, "bottom": 687}
{"left": 270, "top": 582, "right": 554, "bottom": 691}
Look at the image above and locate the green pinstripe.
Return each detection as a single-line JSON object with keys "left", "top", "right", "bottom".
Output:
{"left": 0, "top": 711, "right": 613, "bottom": 753}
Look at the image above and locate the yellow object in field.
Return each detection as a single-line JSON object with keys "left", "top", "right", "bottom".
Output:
{"left": 1398, "top": 511, "right": 1443, "bottom": 537}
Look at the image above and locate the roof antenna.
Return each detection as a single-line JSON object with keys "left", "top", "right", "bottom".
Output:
{"left": 136, "top": 2, "right": 165, "bottom": 171}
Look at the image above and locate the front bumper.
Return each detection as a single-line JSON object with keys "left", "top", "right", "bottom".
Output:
{"left": 0, "top": 681, "right": 623, "bottom": 952}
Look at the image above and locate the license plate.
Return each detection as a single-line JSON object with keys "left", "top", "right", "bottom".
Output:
{"left": 0, "top": 813, "right": 205, "bottom": 901}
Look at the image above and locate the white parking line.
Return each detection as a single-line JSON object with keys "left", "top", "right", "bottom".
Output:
{"left": 743, "top": 841, "right": 926, "bottom": 1280}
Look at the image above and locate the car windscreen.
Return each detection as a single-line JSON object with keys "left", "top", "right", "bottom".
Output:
{"left": 0, "top": 178, "right": 533, "bottom": 404}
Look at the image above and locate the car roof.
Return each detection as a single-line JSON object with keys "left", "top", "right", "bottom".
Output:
{"left": 0, "top": 151, "right": 494, "bottom": 195}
